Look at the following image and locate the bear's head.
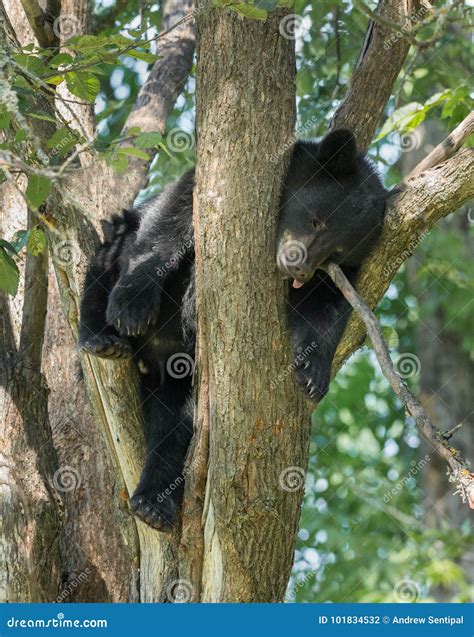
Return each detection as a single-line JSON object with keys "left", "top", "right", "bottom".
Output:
{"left": 276, "top": 129, "right": 388, "bottom": 288}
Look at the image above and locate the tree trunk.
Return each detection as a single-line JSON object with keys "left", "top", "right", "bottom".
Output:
{"left": 0, "top": 187, "right": 62, "bottom": 602}
{"left": 189, "top": 6, "right": 309, "bottom": 602}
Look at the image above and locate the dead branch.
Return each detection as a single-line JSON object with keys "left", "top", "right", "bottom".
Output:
{"left": 323, "top": 261, "right": 474, "bottom": 509}
{"left": 408, "top": 111, "right": 474, "bottom": 178}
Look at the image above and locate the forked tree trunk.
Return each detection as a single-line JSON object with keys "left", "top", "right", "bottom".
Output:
{"left": 188, "top": 6, "right": 309, "bottom": 601}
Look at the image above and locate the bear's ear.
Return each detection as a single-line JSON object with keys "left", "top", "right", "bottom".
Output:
{"left": 317, "top": 128, "right": 358, "bottom": 176}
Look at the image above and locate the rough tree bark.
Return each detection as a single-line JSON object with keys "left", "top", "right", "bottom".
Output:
{"left": 1, "top": 0, "right": 473, "bottom": 603}
{"left": 189, "top": 7, "right": 308, "bottom": 602}
{"left": 1, "top": 0, "right": 196, "bottom": 602}
{"left": 1, "top": 0, "right": 139, "bottom": 603}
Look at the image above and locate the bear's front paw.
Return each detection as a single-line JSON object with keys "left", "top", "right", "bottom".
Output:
{"left": 106, "top": 278, "right": 162, "bottom": 336}
{"left": 293, "top": 356, "right": 330, "bottom": 403}
{"left": 130, "top": 487, "right": 179, "bottom": 532}
{"left": 79, "top": 333, "right": 131, "bottom": 359}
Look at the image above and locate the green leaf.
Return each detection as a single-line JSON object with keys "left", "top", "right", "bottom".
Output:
{"left": 14, "top": 53, "right": 45, "bottom": 75}
{"left": 134, "top": 132, "right": 162, "bottom": 149}
{"left": 14, "top": 129, "right": 28, "bottom": 143}
{"left": 105, "top": 153, "right": 129, "bottom": 174}
{"left": 0, "top": 239, "right": 19, "bottom": 255}
{"left": 27, "top": 227, "right": 47, "bottom": 256}
{"left": 376, "top": 102, "right": 423, "bottom": 140}
{"left": 50, "top": 53, "right": 74, "bottom": 67}
{"left": 66, "top": 72, "right": 101, "bottom": 102}
{"left": 0, "top": 110, "right": 11, "bottom": 130}
{"left": 118, "top": 146, "right": 151, "bottom": 160}
{"left": 47, "top": 128, "right": 80, "bottom": 157}
{"left": 26, "top": 175, "right": 52, "bottom": 209}
{"left": 45, "top": 75, "right": 66, "bottom": 86}
{"left": 126, "top": 49, "right": 159, "bottom": 63}
{"left": 67, "top": 35, "right": 109, "bottom": 53}
{"left": 0, "top": 247, "right": 20, "bottom": 296}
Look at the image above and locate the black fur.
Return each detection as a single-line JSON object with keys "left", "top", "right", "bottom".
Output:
{"left": 276, "top": 129, "right": 388, "bottom": 401}
{"left": 78, "top": 129, "right": 388, "bottom": 531}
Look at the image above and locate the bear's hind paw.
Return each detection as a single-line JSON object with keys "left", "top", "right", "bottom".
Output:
{"left": 130, "top": 492, "right": 179, "bottom": 532}
{"left": 79, "top": 333, "right": 131, "bottom": 359}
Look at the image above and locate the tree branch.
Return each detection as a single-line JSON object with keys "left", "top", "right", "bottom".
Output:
{"left": 102, "top": 0, "right": 196, "bottom": 213}
{"left": 330, "top": 0, "right": 411, "bottom": 150}
{"left": 19, "top": 0, "right": 59, "bottom": 48}
{"left": 323, "top": 261, "right": 474, "bottom": 509}
{"left": 333, "top": 148, "right": 474, "bottom": 375}
{"left": 18, "top": 209, "right": 49, "bottom": 372}
{"left": 408, "top": 111, "right": 474, "bottom": 178}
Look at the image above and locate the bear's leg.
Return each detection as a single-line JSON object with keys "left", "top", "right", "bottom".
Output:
{"left": 78, "top": 255, "right": 131, "bottom": 359}
{"left": 130, "top": 371, "right": 193, "bottom": 531}
{"left": 287, "top": 266, "right": 358, "bottom": 402}
{"left": 78, "top": 216, "right": 136, "bottom": 359}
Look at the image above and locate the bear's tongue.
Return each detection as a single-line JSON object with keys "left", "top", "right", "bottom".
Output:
{"left": 292, "top": 280, "right": 304, "bottom": 289}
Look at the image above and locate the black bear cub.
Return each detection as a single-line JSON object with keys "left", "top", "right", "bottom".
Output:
{"left": 78, "top": 129, "right": 388, "bottom": 531}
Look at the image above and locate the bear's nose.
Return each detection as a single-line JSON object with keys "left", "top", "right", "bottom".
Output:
{"left": 292, "top": 264, "right": 312, "bottom": 280}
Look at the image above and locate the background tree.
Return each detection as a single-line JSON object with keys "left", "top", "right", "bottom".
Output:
{"left": 0, "top": 0, "right": 472, "bottom": 603}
